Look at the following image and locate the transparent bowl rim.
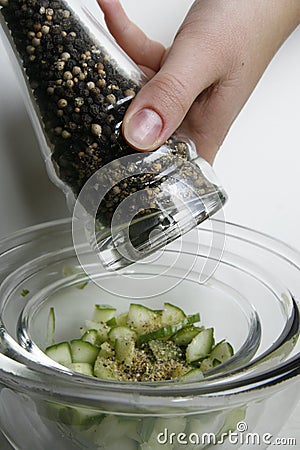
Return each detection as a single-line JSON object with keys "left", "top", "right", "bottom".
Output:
{"left": 0, "top": 218, "right": 299, "bottom": 405}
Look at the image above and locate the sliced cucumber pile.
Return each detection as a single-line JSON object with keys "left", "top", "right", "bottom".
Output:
{"left": 47, "top": 403, "right": 246, "bottom": 450}
{"left": 45, "top": 302, "right": 233, "bottom": 382}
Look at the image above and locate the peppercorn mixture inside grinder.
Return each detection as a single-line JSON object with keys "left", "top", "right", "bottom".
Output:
{"left": 0, "top": 0, "right": 227, "bottom": 269}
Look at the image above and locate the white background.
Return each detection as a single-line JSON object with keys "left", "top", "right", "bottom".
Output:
{"left": 0, "top": 0, "right": 299, "bottom": 447}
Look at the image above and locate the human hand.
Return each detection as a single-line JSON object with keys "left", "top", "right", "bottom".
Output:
{"left": 98, "top": 0, "right": 300, "bottom": 164}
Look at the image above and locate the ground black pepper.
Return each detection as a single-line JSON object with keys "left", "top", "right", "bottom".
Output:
{"left": 0, "top": 0, "right": 225, "bottom": 250}
{"left": 95, "top": 343, "right": 187, "bottom": 383}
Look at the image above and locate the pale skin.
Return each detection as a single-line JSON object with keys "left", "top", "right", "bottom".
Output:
{"left": 97, "top": 0, "right": 300, "bottom": 164}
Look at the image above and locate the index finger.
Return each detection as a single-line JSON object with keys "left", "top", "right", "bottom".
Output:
{"left": 97, "top": 0, "right": 166, "bottom": 72}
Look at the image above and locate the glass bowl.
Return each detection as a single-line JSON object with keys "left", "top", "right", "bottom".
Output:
{"left": 0, "top": 218, "right": 299, "bottom": 450}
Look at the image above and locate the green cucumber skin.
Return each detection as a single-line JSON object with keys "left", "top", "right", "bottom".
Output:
{"left": 45, "top": 342, "right": 72, "bottom": 366}
{"left": 70, "top": 339, "right": 99, "bottom": 364}
{"left": 82, "top": 329, "right": 102, "bottom": 347}
{"left": 84, "top": 320, "right": 110, "bottom": 344}
{"left": 94, "top": 357, "right": 118, "bottom": 380}
{"left": 115, "top": 312, "right": 128, "bottom": 326}
{"left": 44, "top": 302, "right": 234, "bottom": 386}
{"left": 108, "top": 326, "right": 136, "bottom": 345}
{"left": 161, "top": 302, "right": 186, "bottom": 326}
{"left": 127, "top": 303, "right": 159, "bottom": 334}
{"left": 137, "top": 313, "right": 200, "bottom": 346}
{"left": 69, "top": 363, "right": 94, "bottom": 376}
{"left": 44, "top": 300, "right": 238, "bottom": 447}
{"left": 98, "top": 342, "right": 114, "bottom": 359}
{"left": 47, "top": 307, "right": 56, "bottom": 346}
{"left": 115, "top": 338, "right": 135, "bottom": 366}
{"left": 180, "top": 367, "right": 204, "bottom": 382}
{"left": 93, "top": 304, "right": 117, "bottom": 323}
{"left": 210, "top": 340, "right": 234, "bottom": 363}
{"left": 46, "top": 405, "right": 244, "bottom": 448}
{"left": 186, "top": 328, "right": 214, "bottom": 363}
{"left": 172, "top": 326, "right": 204, "bottom": 347}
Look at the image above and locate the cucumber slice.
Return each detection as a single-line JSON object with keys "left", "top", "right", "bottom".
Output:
{"left": 108, "top": 326, "right": 136, "bottom": 346}
{"left": 75, "top": 276, "right": 89, "bottom": 290}
{"left": 137, "top": 313, "right": 200, "bottom": 346}
{"left": 45, "top": 342, "right": 72, "bottom": 366}
{"left": 217, "top": 407, "right": 246, "bottom": 436}
{"left": 143, "top": 417, "right": 186, "bottom": 449}
{"left": 172, "top": 326, "right": 204, "bottom": 347}
{"left": 186, "top": 328, "right": 214, "bottom": 363}
{"left": 127, "top": 303, "right": 160, "bottom": 335}
{"left": 82, "top": 329, "right": 102, "bottom": 347}
{"left": 210, "top": 340, "right": 234, "bottom": 364}
{"left": 106, "top": 317, "right": 117, "bottom": 327}
{"left": 199, "top": 357, "right": 214, "bottom": 372}
{"left": 69, "top": 362, "right": 94, "bottom": 376}
{"left": 137, "top": 417, "right": 156, "bottom": 443}
{"left": 62, "top": 266, "right": 90, "bottom": 289}
{"left": 180, "top": 367, "right": 204, "bottom": 382}
{"left": 141, "top": 443, "right": 170, "bottom": 450}
{"left": 70, "top": 339, "right": 99, "bottom": 364}
{"left": 94, "top": 357, "right": 118, "bottom": 380}
{"left": 115, "top": 312, "right": 128, "bottom": 326}
{"left": 180, "top": 368, "right": 204, "bottom": 383}
{"left": 93, "top": 304, "right": 117, "bottom": 323}
{"left": 43, "top": 301, "right": 234, "bottom": 382}
{"left": 103, "top": 437, "right": 138, "bottom": 450}
{"left": 47, "top": 306, "right": 55, "bottom": 346}
{"left": 87, "top": 415, "right": 139, "bottom": 448}
{"left": 62, "top": 265, "right": 78, "bottom": 277}
{"left": 161, "top": 302, "right": 186, "bottom": 325}
{"left": 186, "top": 412, "right": 226, "bottom": 449}
{"left": 99, "top": 341, "right": 114, "bottom": 359}
{"left": 58, "top": 405, "right": 103, "bottom": 428}
{"left": 149, "top": 340, "right": 183, "bottom": 362}
{"left": 115, "top": 338, "right": 135, "bottom": 366}
{"left": 21, "top": 288, "right": 30, "bottom": 297}
{"left": 85, "top": 320, "right": 110, "bottom": 343}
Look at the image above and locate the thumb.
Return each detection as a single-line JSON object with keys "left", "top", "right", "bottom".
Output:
{"left": 122, "top": 27, "right": 222, "bottom": 151}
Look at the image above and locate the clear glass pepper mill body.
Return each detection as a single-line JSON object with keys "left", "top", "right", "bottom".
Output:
{"left": 0, "top": 0, "right": 227, "bottom": 269}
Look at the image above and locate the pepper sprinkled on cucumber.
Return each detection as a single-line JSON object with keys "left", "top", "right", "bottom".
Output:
{"left": 45, "top": 302, "right": 234, "bottom": 382}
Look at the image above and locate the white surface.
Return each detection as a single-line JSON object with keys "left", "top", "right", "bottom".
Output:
{"left": 0, "top": 0, "right": 299, "bottom": 447}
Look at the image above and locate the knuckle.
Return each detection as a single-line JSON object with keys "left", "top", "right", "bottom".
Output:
{"left": 149, "top": 73, "right": 190, "bottom": 117}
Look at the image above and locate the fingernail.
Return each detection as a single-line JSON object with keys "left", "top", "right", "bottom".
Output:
{"left": 124, "top": 108, "right": 163, "bottom": 150}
